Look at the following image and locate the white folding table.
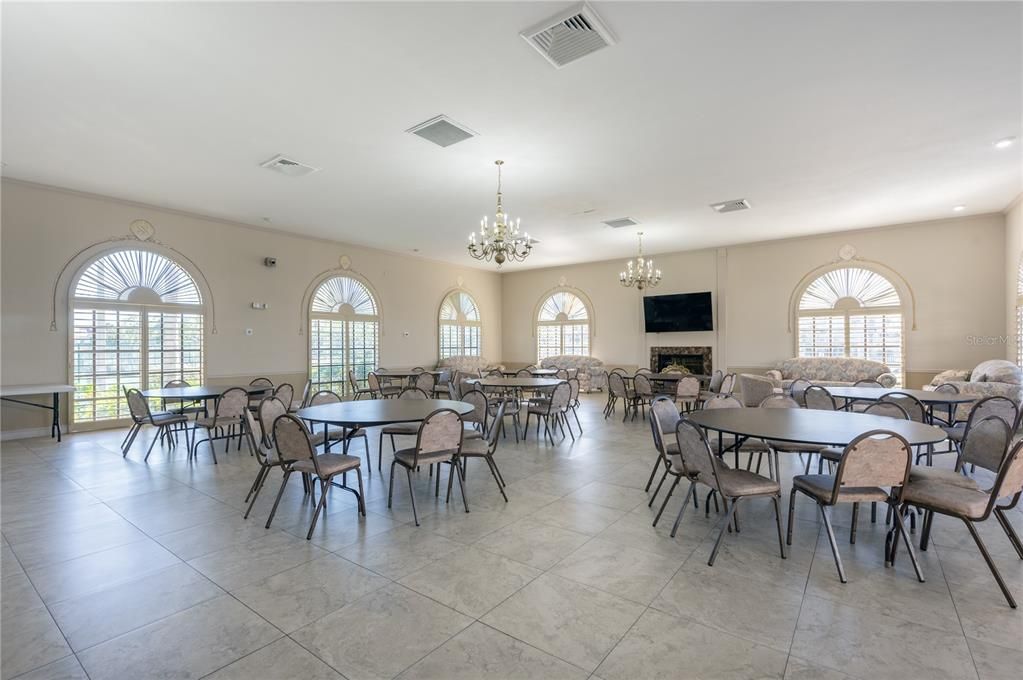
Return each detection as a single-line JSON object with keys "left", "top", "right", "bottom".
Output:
{"left": 0, "top": 384, "right": 75, "bottom": 441}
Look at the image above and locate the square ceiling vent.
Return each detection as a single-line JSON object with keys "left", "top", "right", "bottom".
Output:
{"left": 603, "top": 217, "right": 639, "bottom": 229}
{"left": 710, "top": 199, "right": 752, "bottom": 213}
{"left": 521, "top": 2, "right": 617, "bottom": 69}
{"left": 260, "top": 155, "right": 320, "bottom": 177}
{"left": 406, "top": 115, "right": 478, "bottom": 147}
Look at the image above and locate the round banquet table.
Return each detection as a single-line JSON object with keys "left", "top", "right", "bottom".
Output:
{"left": 501, "top": 368, "right": 559, "bottom": 377}
{"left": 296, "top": 398, "right": 473, "bottom": 429}
{"left": 141, "top": 384, "right": 271, "bottom": 401}
{"left": 686, "top": 408, "right": 946, "bottom": 481}
{"left": 824, "top": 386, "right": 977, "bottom": 408}
{"left": 466, "top": 377, "right": 562, "bottom": 389}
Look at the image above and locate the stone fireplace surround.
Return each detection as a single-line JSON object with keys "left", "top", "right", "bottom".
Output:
{"left": 649, "top": 346, "right": 713, "bottom": 375}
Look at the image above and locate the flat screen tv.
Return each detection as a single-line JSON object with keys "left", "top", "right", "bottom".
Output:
{"left": 643, "top": 292, "right": 714, "bottom": 333}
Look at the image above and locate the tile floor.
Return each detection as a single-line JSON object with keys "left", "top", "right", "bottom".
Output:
{"left": 1, "top": 394, "right": 1021, "bottom": 679}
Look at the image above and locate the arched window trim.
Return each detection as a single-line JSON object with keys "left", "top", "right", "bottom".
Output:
{"left": 303, "top": 268, "right": 382, "bottom": 397}
{"left": 437, "top": 287, "right": 483, "bottom": 360}
{"left": 532, "top": 285, "right": 595, "bottom": 361}
{"left": 789, "top": 260, "right": 912, "bottom": 384}
{"left": 66, "top": 244, "right": 209, "bottom": 429}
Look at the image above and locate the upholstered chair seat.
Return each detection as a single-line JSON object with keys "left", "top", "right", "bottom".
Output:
{"left": 293, "top": 453, "right": 361, "bottom": 476}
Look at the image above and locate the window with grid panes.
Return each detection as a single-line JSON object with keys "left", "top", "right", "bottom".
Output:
{"left": 438, "top": 291, "right": 481, "bottom": 360}
{"left": 71, "top": 250, "right": 204, "bottom": 426}
{"left": 797, "top": 267, "right": 904, "bottom": 385}
{"left": 536, "top": 290, "right": 591, "bottom": 362}
{"left": 309, "top": 276, "right": 380, "bottom": 397}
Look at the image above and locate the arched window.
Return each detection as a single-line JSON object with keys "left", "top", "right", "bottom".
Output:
{"left": 1016, "top": 254, "right": 1023, "bottom": 365}
{"left": 536, "top": 290, "right": 591, "bottom": 361}
{"left": 438, "top": 290, "right": 481, "bottom": 360}
{"left": 309, "top": 275, "right": 380, "bottom": 396}
{"left": 71, "top": 249, "right": 204, "bottom": 425}
{"left": 796, "top": 267, "right": 904, "bottom": 384}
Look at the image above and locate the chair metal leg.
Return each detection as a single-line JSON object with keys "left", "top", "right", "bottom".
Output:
{"left": 994, "top": 508, "right": 1023, "bottom": 559}
{"left": 306, "top": 479, "right": 329, "bottom": 539}
{"left": 964, "top": 518, "right": 1017, "bottom": 608}
{"left": 772, "top": 496, "right": 787, "bottom": 559}
{"left": 653, "top": 476, "right": 681, "bottom": 527}
{"left": 786, "top": 488, "right": 797, "bottom": 545}
{"left": 649, "top": 468, "right": 669, "bottom": 507}
{"left": 243, "top": 466, "right": 270, "bottom": 519}
{"left": 708, "top": 497, "right": 739, "bottom": 566}
{"left": 819, "top": 504, "right": 847, "bottom": 583}
{"left": 850, "top": 502, "right": 859, "bottom": 544}
{"left": 406, "top": 468, "right": 419, "bottom": 526}
{"left": 453, "top": 458, "right": 470, "bottom": 512}
{"left": 645, "top": 455, "right": 664, "bottom": 493}
{"left": 572, "top": 406, "right": 583, "bottom": 434}
{"left": 387, "top": 461, "right": 396, "bottom": 508}
{"left": 355, "top": 467, "right": 366, "bottom": 516}
{"left": 669, "top": 481, "right": 697, "bottom": 537}
{"left": 144, "top": 425, "right": 162, "bottom": 462}
{"left": 265, "top": 469, "right": 293, "bottom": 529}
{"left": 890, "top": 504, "right": 925, "bottom": 582}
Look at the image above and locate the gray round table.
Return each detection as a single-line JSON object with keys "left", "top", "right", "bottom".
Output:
{"left": 686, "top": 407, "right": 946, "bottom": 481}
{"left": 824, "top": 386, "right": 977, "bottom": 424}
{"left": 141, "top": 385, "right": 271, "bottom": 401}
{"left": 296, "top": 398, "right": 473, "bottom": 428}
{"left": 501, "top": 369, "right": 559, "bottom": 377}
{"left": 467, "top": 377, "right": 562, "bottom": 389}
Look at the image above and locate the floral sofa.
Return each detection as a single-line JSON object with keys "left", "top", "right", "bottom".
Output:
{"left": 765, "top": 357, "right": 897, "bottom": 389}
{"left": 539, "top": 355, "right": 607, "bottom": 392}
{"left": 929, "top": 359, "right": 1023, "bottom": 420}
{"left": 436, "top": 355, "right": 504, "bottom": 376}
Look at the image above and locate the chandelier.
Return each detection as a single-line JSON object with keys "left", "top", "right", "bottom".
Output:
{"left": 468, "top": 160, "right": 532, "bottom": 267}
{"left": 619, "top": 232, "right": 662, "bottom": 290}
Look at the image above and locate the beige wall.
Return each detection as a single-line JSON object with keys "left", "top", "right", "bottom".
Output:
{"left": 502, "top": 213, "right": 1007, "bottom": 388}
{"left": 1, "top": 180, "right": 502, "bottom": 435}
{"left": 1006, "top": 196, "right": 1023, "bottom": 361}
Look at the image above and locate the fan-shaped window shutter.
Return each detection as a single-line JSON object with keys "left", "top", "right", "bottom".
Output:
{"left": 438, "top": 291, "right": 482, "bottom": 360}
{"left": 309, "top": 276, "right": 380, "bottom": 396}
{"left": 536, "top": 290, "right": 591, "bottom": 361}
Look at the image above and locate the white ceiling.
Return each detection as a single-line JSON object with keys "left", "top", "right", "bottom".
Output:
{"left": 3, "top": 1, "right": 1021, "bottom": 270}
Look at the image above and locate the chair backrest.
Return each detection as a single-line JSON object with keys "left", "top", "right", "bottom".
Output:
{"left": 650, "top": 396, "right": 681, "bottom": 442}
{"left": 568, "top": 378, "right": 581, "bottom": 403}
{"left": 347, "top": 370, "right": 361, "bottom": 392}
{"left": 708, "top": 369, "right": 724, "bottom": 393}
{"left": 966, "top": 395, "right": 1019, "bottom": 432}
{"left": 988, "top": 439, "right": 1023, "bottom": 514}
{"left": 610, "top": 367, "right": 628, "bottom": 376}
{"left": 461, "top": 388, "right": 489, "bottom": 427}
{"left": 759, "top": 394, "right": 799, "bottom": 409}
{"left": 933, "top": 382, "right": 960, "bottom": 394}
{"left": 215, "top": 387, "right": 250, "bottom": 420}
{"left": 257, "top": 396, "right": 288, "bottom": 448}
{"left": 309, "top": 390, "right": 341, "bottom": 406}
{"left": 164, "top": 379, "right": 190, "bottom": 388}
{"left": 704, "top": 394, "right": 742, "bottom": 410}
{"left": 719, "top": 373, "right": 736, "bottom": 394}
{"left": 960, "top": 415, "right": 1012, "bottom": 475}
{"left": 249, "top": 377, "right": 273, "bottom": 389}
{"left": 637, "top": 367, "right": 653, "bottom": 375}
{"left": 854, "top": 379, "right": 884, "bottom": 388}
{"left": 436, "top": 368, "right": 451, "bottom": 385}
{"left": 738, "top": 374, "right": 775, "bottom": 407}
{"left": 608, "top": 372, "right": 628, "bottom": 398}
{"left": 674, "top": 418, "right": 719, "bottom": 486}
{"left": 832, "top": 431, "right": 912, "bottom": 503}
{"left": 484, "top": 400, "right": 507, "bottom": 453}
{"left": 863, "top": 401, "right": 909, "bottom": 420}
{"left": 516, "top": 368, "right": 532, "bottom": 377}
{"left": 415, "top": 372, "right": 436, "bottom": 392}
{"left": 789, "top": 378, "right": 812, "bottom": 406}
{"left": 411, "top": 366, "right": 425, "bottom": 373}
{"left": 399, "top": 387, "right": 430, "bottom": 400}
{"left": 411, "top": 408, "right": 464, "bottom": 467}
{"left": 878, "top": 392, "right": 925, "bottom": 422}
{"left": 242, "top": 406, "right": 270, "bottom": 463}
{"left": 633, "top": 373, "right": 653, "bottom": 397}
{"left": 124, "top": 387, "right": 153, "bottom": 424}
{"left": 273, "top": 414, "right": 317, "bottom": 472}
{"left": 366, "top": 372, "right": 382, "bottom": 392}
{"left": 676, "top": 376, "right": 701, "bottom": 399}
{"left": 273, "top": 383, "right": 295, "bottom": 408}
{"left": 553, "top": 369, "right": 568, "bottom": 380}
{"left": 298, "top": 379, "right": 312, "bottom": 408}
{"left": 548, "top": 382, "right": 572, "bottom": 412}
{"left": 804, "top": 385, "right": 837, "bottom": 411}
{"left": 447, "top": 381, "right": 458, "bottom": 400}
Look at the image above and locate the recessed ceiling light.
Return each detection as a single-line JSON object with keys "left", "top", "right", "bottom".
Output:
{"left": 994, "top": 136, "right": 1016, "bottom": 149}
{"left": 952, "top": 205, "right": 966, "bottom": 212}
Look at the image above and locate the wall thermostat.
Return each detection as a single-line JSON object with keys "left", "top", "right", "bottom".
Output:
{"left": 264, "top": 257, "right": 277, "bottom": 267}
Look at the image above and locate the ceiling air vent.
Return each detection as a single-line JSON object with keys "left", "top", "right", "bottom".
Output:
{"left": 710, "top": 199, "right": 752, "bottom": 213}
{"left": 260, "top": 155, "right": 320, "bottom": 177}
{"left": 406, "top": 115, "right": 478, "bottom": 147}
{"left": 603, "top": 217, "right": 639, "bottom": 229}
{"left": 521, "top": 3, "right": 616, "bottom": 69}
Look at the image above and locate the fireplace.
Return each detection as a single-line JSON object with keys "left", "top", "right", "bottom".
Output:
{"left": 649, "top": 346, "right": 712, "bottom": 375}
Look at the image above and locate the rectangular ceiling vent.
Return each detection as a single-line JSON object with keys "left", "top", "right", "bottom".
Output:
{"left": 603, "top": 217, "right": 639, "bottom": 229}
{"left": 406, "top": 115, "right": 478, "bottom": 147}
{"left": 260, "top": 154, "right": 320, "bottom": 177}
{"left": 521, "top": 2, "right": 617, "bottom": 69}
{"left": 710, "top": 199, "right": 752, "bottom": 213}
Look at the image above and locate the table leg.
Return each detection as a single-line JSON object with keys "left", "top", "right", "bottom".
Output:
{"left": 52, "top": 392, "right": 62, "bottom": 442}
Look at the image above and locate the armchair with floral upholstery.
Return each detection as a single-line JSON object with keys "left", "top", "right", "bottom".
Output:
{"left": 929, "top": 359, "right": 1023, "bottom": 421}
{"left": 539, "top": 355, "right": 607, "bottom": 392}
{"left": 764, "top": 357, "right": 897, "bottom": 389}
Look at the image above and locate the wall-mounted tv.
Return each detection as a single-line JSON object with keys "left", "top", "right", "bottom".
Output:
{"left": 643, "top": 292, "right": 714, "bottom": 333}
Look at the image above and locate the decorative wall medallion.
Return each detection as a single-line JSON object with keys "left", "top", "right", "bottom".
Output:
{"left": 456, "top": 275, "right": 464, "bottom": 287}
{"left": 339, "top": 255, "right": 351, "bottom": 270}
{"left": 838, "top": 244, "right": 856, "bottom": 261}
{"left": 558, "top": 275, "right": 567, "bottom": 287}
{"left": 129, "top": 219, "right": 155, "bottom": 241}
